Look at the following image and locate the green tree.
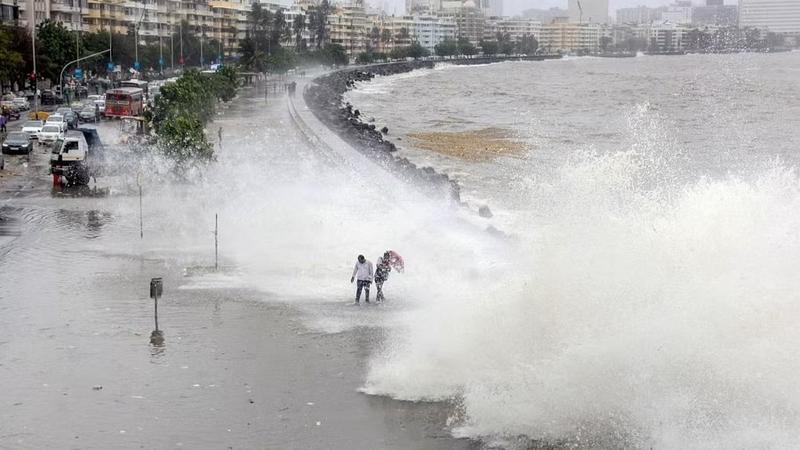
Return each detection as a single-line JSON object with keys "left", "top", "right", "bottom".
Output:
{"left": 516, "top": 34, "right": 538, "bottom": 54}
{"left": 293, "top": 14, "right": 306, "bottom": 49}
{"left": 396, "top": 27, "right": 410, "bottom": 42}
{"left": 0, "top": 26, "right": 25, "bottom": 90}
{"left": 37, "top": 20, "right": 74, "bottom": 83}
{"left": 600, "top": 36, "right": 613, "bottom": 52}
{"left": 480, "top": 39, "right": 498, "bottom": 55}
{"left": 457, "top": 37, "right": 476, "bottom": 56}
{"left": 435, "top": 39, "right": 458, "bottom": 57}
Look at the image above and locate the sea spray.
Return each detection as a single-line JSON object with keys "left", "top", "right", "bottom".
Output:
{"left": 361, "top": 106, "right": 800, "bottom": 448}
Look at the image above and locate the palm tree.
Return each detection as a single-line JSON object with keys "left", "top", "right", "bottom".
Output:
{"left": 396, "top": 27, "right": 409, "bottom": 43}
{"left": 293, "top": 14, "right": 306, "bottom": 49}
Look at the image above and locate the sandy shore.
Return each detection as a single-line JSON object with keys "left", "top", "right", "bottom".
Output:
{"left": 408, "top": 127, "right": 525, "bottom": 161}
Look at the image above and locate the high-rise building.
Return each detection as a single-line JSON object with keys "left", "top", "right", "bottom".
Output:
{"left": 568, "top": 0, "right": 609, "bottom": 24}
{"left": 739, "top": 0, "right": 800, "bottom": 34}
{"left": 616, "top": 6, "right": 662, "bottom": 24}
{"left": 406, "top": 0, "right": 439, "bottom": 14}
{"left": 692, "top": 4, "right": 737, "bottom": 26}
{"left": 482, "top": 0, "right": 502, "bottom": 17}
{"left": 661, "top": 2, "right": 692, "bottom": 24}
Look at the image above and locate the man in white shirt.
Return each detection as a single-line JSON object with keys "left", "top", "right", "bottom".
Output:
{"left": 350, "top": 254, "right": 374, "bottom": 304}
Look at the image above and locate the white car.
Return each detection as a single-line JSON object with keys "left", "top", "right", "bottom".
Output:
{"left": 38, "top": 124, "right": 65, "bottom": 145}
{"left": 45, "top": 115, "right": 68, "bottom": 132}
{"left": 12, "top": 97, "right": 29, "bottom": 110}
{"left": 21, "top": 120, "right": 44, "bottom": 139}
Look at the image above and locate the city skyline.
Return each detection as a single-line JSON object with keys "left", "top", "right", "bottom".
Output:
{"left": 377, "top": 0, "right": 739, "bottom": 16}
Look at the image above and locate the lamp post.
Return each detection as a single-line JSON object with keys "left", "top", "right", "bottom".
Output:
{"left": 60, "top": 48, "right": 111, "bottom": 106}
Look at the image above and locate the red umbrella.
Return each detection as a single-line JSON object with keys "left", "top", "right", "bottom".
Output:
{"left": 387, "top": 250, "right": 404, "bottom": 273}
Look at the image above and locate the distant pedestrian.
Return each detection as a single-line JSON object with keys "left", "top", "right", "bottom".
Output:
{"left": 94, "top": 103, "right": 100, "bottom": 122}
{"left": 0, "top": 114, "right": 6, "bottom": 133}
{"left": 374, "top": 251, "right": 392, "bottom": 302}
{"left": 350, "top": 254, "right": 373, "bottom": 304}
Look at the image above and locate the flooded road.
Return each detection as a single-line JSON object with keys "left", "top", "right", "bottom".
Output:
{"left": 0, "top": 84, "right": 476, "bottom": 449}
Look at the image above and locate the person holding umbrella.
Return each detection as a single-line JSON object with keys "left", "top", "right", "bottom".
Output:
{"left": 374, "top": 251, "right": 392, "bottom": 302}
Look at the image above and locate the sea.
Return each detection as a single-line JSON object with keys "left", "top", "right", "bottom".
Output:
{"left": 343, "top": 52, "right": 800, "bottom": 448}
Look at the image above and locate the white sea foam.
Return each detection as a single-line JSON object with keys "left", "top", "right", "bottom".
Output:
{"left": 359, "top": 103, "right": 800, "bottom": 448}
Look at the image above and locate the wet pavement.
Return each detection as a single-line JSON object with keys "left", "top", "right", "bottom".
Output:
{"left": 0, "top": 83, "right": 475, "bottom": 449}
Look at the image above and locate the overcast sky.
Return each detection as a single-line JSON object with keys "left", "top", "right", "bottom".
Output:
{"left": 371, "top": 0, "right": 738, "bottom": 16}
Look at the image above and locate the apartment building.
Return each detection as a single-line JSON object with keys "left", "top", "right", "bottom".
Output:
{"left": 540, "top": 22, "right": 602, "bottom": 52}
{"left": 485, "top": 16, "right": 542, "bottom": 41}
{"left": 328, "top": 2, "right": 368, "bottom": 57}
{"left": 739, "top": 0, "right": 800, "bottom": 34}
{"left": 412, "top": 14, "right": 456, "bottom": 52}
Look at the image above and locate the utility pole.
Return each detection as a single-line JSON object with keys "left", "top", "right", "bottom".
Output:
{"left": 179, "top": 21, "right": 183, "bottom": 65}
{"left": 32, "top": 22, "right": 38, "bottom": 115}
{"left": 170, "top": 20, "right": 174, "bottom": 70}
{"left": 159, "top": 21, "right": 163, "bottom": 75}
{"left": 200, "top": 25, "right": 204, "bottom": 68}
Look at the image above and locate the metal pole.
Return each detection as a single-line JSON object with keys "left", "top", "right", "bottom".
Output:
{"left": 170, "top": 22, "right": 174, "bottom": 70}
{"left": 153, "top": 291, "right": 159, "bottom": 331}
{"left": 159, "top": 21, "right": 163, "bottom": 75}
{"left": 179, "top": 21, "right": 183, "bottom": 65}
{"left": 200, "top": 25, "right": 204, "bottom": 68}
{"left": 139, "top": 184, "right": 143, "bottom": 238}
{"left": 134, "top": 23, "right": 138, "bottom": 69}
{"left": 214, "top": 213, "right": 218, "bottom": 271}
{"left": 32, "top": 23, "right": 38, "bottom": 115}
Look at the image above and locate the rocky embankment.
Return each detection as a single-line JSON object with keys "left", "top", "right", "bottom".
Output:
{"left": 303, "top": 55, "right": 560, "bottom": 206}
{"left": 304, "top": 60, "right": 462, "bottom": 202}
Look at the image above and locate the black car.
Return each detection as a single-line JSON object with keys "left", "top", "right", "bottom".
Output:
{"left": 41, "top": 90, "right": 63, "bottom": 105}
{"left": 62, "top": 111, "right": 79, "bottom": 129}
{"left": 2, "top": 132, "right": 33, "bottom": 154}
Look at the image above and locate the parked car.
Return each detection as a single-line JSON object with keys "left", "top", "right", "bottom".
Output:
{"left": 38, "top": 124, "right": 65, "bottom": 145}
{"left": 21, "top": 120, "right": 44, "bottom": 139}
{"left": 2, "top": 132, "right": 33, "bottom": 154}
{"left": 45, "top": 114, "right": 68, "bottom": 132}
{"left": 62, "top": 111, "right": 79, "bottom": 129}
{"left": 79, "top": 106, "right": 98, "bottom": 122}
{"left": 1, "top": 105, "right": 20, "bottom": 121}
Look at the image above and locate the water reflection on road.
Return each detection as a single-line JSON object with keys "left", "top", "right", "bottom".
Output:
{"left": 0, "top": 84, "right": 473, "bottom": 450}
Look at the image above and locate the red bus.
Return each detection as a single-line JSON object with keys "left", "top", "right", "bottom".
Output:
{"left": 105, "top": 87, "right": 144, "bottom": 118}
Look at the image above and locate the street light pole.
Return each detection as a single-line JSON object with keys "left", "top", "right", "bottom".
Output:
{"left": 60, "top": 48, "right": 111, "bottom": 106}
{"left": 32, "top": 24, "right": 38, "bottom": 115}
{"left": 159, "top": 21, "right": 163, "bottom": 75}
{"left": 170, "top": 20, "right": 174, "bottom": 70}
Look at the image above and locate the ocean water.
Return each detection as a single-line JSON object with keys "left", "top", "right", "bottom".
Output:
{"left": 344, "top": 53, "right": 800, "bottom": 448}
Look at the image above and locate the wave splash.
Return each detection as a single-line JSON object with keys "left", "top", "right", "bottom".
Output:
{"left": 361, "top": 104, "right": 800, "bottom": 448}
